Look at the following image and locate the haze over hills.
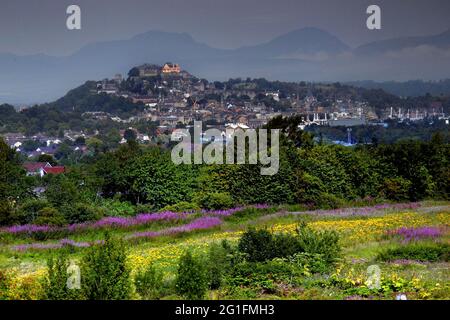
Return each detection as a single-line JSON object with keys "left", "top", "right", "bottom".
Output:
{"left": 2, "top": 27, "right": 450, "bottom": 104}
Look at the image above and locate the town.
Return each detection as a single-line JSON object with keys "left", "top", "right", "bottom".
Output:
{"left": 2, "top": 62, "right": 449, "bottom": 166}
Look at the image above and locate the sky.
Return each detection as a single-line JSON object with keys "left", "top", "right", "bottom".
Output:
{"left": 1, "top": 0, "right": 450, "bottom": 56}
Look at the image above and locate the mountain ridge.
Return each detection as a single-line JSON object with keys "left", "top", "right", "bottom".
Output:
{"left": 2, "top": 27, "right": 450, "bottom": 104}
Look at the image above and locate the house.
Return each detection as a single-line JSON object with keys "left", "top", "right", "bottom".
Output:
{"left": 22, "top": 162, "right": 65, "bottom": 177}
{"left": 23, "top": 162, "right": 52, "bottom": 177}
{"left": 225, "top": 123, "right": 250, "bottom": 139}
{"left": 43, "top": 166, "right": 66, "bottom": 175}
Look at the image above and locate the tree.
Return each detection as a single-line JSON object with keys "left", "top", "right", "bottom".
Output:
{"left": 124, "top": 128, "right": 137, "bottom": 142}
{"left": 125, "top": 149, "right": 196, "bottom": 207}
{"left": 0, "top": 137, "right": 30, "bottom": 203}
{"left": 175, "top": 251, "right": 208, "bottom": 299}
{"left": 38, "top": 154, "right": 57, "bottom": 166}
{"left": 81, "top": 234, "right": 132, "bottom": 300}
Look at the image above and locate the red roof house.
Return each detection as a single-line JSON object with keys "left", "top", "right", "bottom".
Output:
{"left": 43, "top": 166, "right": 66, "bottom": 175}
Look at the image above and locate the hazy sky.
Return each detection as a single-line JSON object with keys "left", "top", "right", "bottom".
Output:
{"left": 1, "top": 0, "right": 450, "bottom": 56}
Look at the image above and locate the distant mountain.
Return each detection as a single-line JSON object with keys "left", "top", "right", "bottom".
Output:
{"left": 355, "top": 28, "right": 450, "bottom": 56}
{"left": 234, "top": 27, "right": 350, "bottom": 59}
{"left": 2, "top": 28, "right": 450, "bottom": 104}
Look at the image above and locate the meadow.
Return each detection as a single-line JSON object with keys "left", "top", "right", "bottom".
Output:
{"left": 0, "top": 201, "right": 448, "bottom": 300}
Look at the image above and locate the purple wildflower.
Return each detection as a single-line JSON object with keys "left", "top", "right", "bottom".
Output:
{"left": 386, "top": 226, "right": 444, "bottom": 242}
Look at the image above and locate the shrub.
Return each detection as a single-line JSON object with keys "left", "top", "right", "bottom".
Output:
{"left": 272, "top": 233, "right": 302, "bottom": 258}
{"left": 175, "top": 251, "right": 208, "bottom": 299}
{"left": 103, "top": 199, "right": 136, "bottom": 217}
{"left": 377, "top": 243, "right": 450, "bottom": 262}
{"left": 0, "top": 200, "right": 18, "bottom": 226}
{"left": 316, "top": 193, "right": 345, "bottom": 209}
{"left": 160, "top": 201, "right": 200, "bottom": 213}
{"left": 0, "top": 270, "right": 12, "bottom": 300}
{"left": 238, "top": 228, "right": 275, "bottom": 262}
{"left": 193, "top": 192, "right": 233, "bottom": 210}
{"left": 80, "top": 234, "right": 132, "bottom": 300}
{"left": 288, "top": 252, "right": 330, "bottom": 274}
{"left": 17, "top": 199, "right": 51, "bottom": 224}
{"left": 134, "top": 264, "right": 164, "bottom": 299}
{"left": 64, "top": 203, "right": 102, "bottom": 224}
{"left": 43, "top": 253, "right": 82, "bottom": 300}
{"left": 381, "top": 177, "right": 412, "bottom": 201}
{"left": 296, "top": 222, "right": 341, "bottom": 265}
{"left": 206, "top": 242, "right": 233, "bottom": 289}
{"left": 34, "top": 207, "right": 66, "bottom": 226}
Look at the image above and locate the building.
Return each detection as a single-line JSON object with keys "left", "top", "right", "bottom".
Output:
{"left": 162, "top": 63, "right": 181, "bottom": 74}
{"left": 225, "top": 123, "right": 250, "bottom": 140}
{"left": 138, "top": 64, "right": 161, "bottom": 77}
{"left": 23, "top": 162, "right": 52, "bottom": 177}
{"left": 23, "top": 162, "right": 65, "bottom": 177}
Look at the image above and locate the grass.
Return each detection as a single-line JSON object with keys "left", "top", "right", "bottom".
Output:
{"left": 0, "top": 201, "right": 449, "bottom": 300}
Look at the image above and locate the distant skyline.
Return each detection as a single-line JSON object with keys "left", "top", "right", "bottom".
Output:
{"left": 1, "top": 0, "right": 450, "bottom": 56}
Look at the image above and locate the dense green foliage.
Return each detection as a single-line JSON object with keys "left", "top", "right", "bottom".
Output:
{"left": 80, "top": 234, "right": 132, "bottom": 300}
{"left": 175, "top": 251, "right": 209, "bottom": 299}
{"left": 378, "top": 243, "right": 450, "bottom": 262}
{"left": 134, "top": 264, "right": 165, "bottom": 299}
{"left": 0, "top": 114, "right": 449, "bottom": 226}
{"left": 237, "top": 224, "right": 340, "bottom": 265}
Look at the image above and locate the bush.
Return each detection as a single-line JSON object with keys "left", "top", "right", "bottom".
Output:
{"left": 43, "top": 253, "right": 82, "bottom": 300}
{"left": 288, "top": 252, "right": 330, "bottom": 274}
{"left": 378, "top": 243, "right": 450, "bottom": 262}
{"left": 272, "top": 233, "right": 302, "bottom": 258}
{"left": 193, "top": 192, "right": 233, "bottom": 210}
{"left": 134, "top": 264, "right": 165, "bottom": 299}
{"left": 0, "top": 200, "right": 18, "bottom": 226}
{"left": 0, "top": 270, "right": 12, "bottom": 300}
{"left": 315, "top": 193, "right": 345, "bottom": 209}
{"left": 296, "top": 222, "right": 341, "bottom": 265}
{"left": 34, "top": 207, "right": 66, "bottom": 226}
{"left": 64, "top": 202, "right": 102, "bottom": 224}
{"left": 175, "top": 251, "right": 208, "bottom": 299}
{"left": 206, "top": 242, "right": 233, "bottom": 289}
{"left": 17, "top": 198, "right": 51, "bottom": 224}
{"left": 102, "top": 199, "right": 136, "bottom": 217}
{"left": 382, "top": 177, "right": 412, "bottom": 201}
{"left": 160, "top": 201, "right": 200, "bottom": 213}
{"left": 237, "top": 224, "right": 341, "bottom": 267}
{"left": 238, "top": 228, "right": 275, "bottom": 262}
{"left": 80, "top": 234, "right": 132, "bottom": 299}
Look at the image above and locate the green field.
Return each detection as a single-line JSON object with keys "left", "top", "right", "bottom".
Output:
{"left": 0, "top": 201, "right": 448, "bottom": 300}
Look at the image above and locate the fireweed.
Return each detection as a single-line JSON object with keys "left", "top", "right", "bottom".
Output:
{"left": 385, "top": 226, "right": 446, "bottom": 243}
{"left": 1, "top": 205, "right": 270, "bottom": 238}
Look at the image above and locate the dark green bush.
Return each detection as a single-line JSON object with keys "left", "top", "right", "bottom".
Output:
{"left": 272, "top": 232, "right": 302, "bottom": 258}
{"left": 64, "top": 202, "right": 102, "bottom": 224}
{"left": 134, "top": 264, "right": 165, "bottom": 299}
{"left": 43, "top": 253, "right": 83, "bottom": 300}
{"left": 175, "top": 251, "right": 208, "bottom": 299}
{"left": 378, "top": 243, "right": 450, "bottom": 262}
{"left": 193, "top": 192, "right": 233, "bottom": 210}
{"left": 382, "top": 177, "right": 412, "bottom": 201}
{"left": 238, "top": 228, "right": 275, "bottom": 262}
{"left": 80, "top": 234, "right": 132, "bottom": 300}
{"left": 34, "top": 207, "right": 66, "bottom": 226}
{"left": 0, "top": 200, "right": 18, "bottom": 226}
{"left": 206, "top": 242, "right": 233, "bottom": 289}
{"left": 17, "top": 198, "right": 51, "bottom": 224}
